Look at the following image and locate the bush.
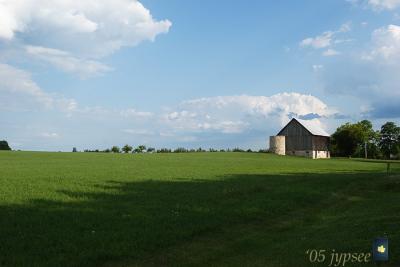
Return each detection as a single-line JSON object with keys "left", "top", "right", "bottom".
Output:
{"left": 173, "top": 147, "right": 187, "bottom": 153}
{"left": 0, "top": 140, "right": 11, "bottom": 151}
{"left": 111, "top": 146, "right": 120, "bottom": 153}
{"left": 157, "top": 148, "right": 171, "bottom": 153}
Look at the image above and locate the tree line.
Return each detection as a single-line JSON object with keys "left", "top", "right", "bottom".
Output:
{"left": 80, "top": 145, "right": 266, "bottom": 154}
{"left": 331, "top": 120, "right": 400, "bottom": 159}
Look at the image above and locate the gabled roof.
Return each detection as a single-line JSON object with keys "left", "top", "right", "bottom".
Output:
{"left": 278, "top": 118, "right": 330, "bottom": 137}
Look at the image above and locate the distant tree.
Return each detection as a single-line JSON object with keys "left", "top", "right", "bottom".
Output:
{"left": 111, "top": 146, "right": 120, "bottom": 153}
{"left": 174, "top": 147, "right": 187, "bottom": 153}
{"left": 72, "top": 147, "right": 78, "bottom": 152}
{"left": 147, "top": 147, "right": 155, "bottom": 153}
{"left": 157, "top": 148, "right": 171, "bottom": 153}
{"left": 246, "top": 149, "right": 253, "bottom": 153}
{"left": 134, "top": 145, "right": 146, "bottom": 153}
{"left": 331, "top": 123, "right": 365, "bottom": 157}
{"left": 196, "top": 147, "right": 205, "bottom": 152}
{"left": 103, "top": 148, "right": 111, "bottom": 153}
{"left": 122, "top": 144, "right": 133, "bottom": 153}
{"left": 379, "top": 122, "right": 400, "bottom": 159}
{"left": 232, "top": 148, "right": 244, "bottom": 152}
{"left": 0, "top": 140, "right": 11, "bottom": 151}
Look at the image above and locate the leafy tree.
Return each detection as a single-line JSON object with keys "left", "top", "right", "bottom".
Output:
{"left": 122, "top": 144, "right": 133, "bottom": 153}
{"left": 147, "top": 147, "right": 155, "bottom": 153}
{"left": 331, "top": 123, "right": 364, "bottom": 156}
{"left": 0, "top": 140, "right": 11, "bottom": 150}
{"left": 134, "top": 145, "right": 146, "bottom": 153}
{"left": 331, "top": 120, "right": 378, "bottom": 157}
{"left": 174, "top": 147, "right": 187, "bottom": 153}
{"left": 379, "top": 122, "right": 400, "bottom": 159}
{"left": 111, "top": 146, "right": 120, "bottom": 153}
{"left": 72, "top": 147, "right": 78, "bottom": 152}
{"left": 157, "top": 148, "right": 171, "bottom": 153}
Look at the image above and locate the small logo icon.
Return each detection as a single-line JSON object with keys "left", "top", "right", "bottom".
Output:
{"left": 373, "top": 238, "right": 389, "bottom": 262}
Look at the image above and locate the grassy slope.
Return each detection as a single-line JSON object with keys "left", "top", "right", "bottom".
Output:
{"left": 0, "top": 151, "right": 399, "bottom": 267}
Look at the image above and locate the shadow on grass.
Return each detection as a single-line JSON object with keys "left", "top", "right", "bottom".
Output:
{"left": 1, "top": 171, "right": 399, "bottom": 267}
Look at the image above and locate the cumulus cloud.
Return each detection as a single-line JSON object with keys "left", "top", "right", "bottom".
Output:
{"left": 300, "top": 23, "right": 351, "bottom": 55}
{"left": 0, "top": 63, "right": 78, "bottom": 111}
{"left": 0, "top": 0, "right": 171, "bottom": 77}
{"left": 319, "top": 24, "right": 400, "bottom": 119}
{"left": 349, "top": 0, "right": 400, "bottom": 10}
{"left": 0, "top": 0, "right": 171, "bottom": 55}
{"left": 363, "top": 24, "right": 400, "bottom": 63}
{"left": 25, "top": 46, "right": 112, "bottom": 78}
{"left": 163, "top": 93, "right": 335, "bottom": 135}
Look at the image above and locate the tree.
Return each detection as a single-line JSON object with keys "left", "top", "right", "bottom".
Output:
{"left": 379, "top": 122, "right": 400, "bottom": 159}
{"left": 111, "top": 146, "right": 120, "bottom": 153}
{"left": 146, "top": 147, "right": 155, "bottom": 153}
{"left": 72, "top": 147, "right": 78, "bottom": 152}
{"left": 122, "top": 144, "right": 133, "bottom": 153}
{"left": 331, "top": 121, "right": 374, "bottom": 157}
{"left": 134, "top": 145, "right": 146, "bottom": 153}
{"left": 0, "top": 140, "right": 11, "bottom": 150}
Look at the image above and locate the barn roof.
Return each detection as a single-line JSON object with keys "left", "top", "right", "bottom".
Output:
{"left": 278, "top": 118, "right": 330, "bottom": 137}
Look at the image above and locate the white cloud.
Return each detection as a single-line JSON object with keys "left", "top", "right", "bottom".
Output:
{"left": 123, "top": 129, "right": 155, "bottom": 135}
{"left": 25, "top": 45, "right": 112, "bottom": 78}
{"left": 319, "top": 24, "right": 400, "bottom": 118}
{"left": 0, "top": 0, "right": 171, "bottom": 56}
{"left": 323, "top": 49, "right": 341, "bottom": 56}
{"left": 0, "top": 0, "right": 171, "bottom": 77}
{"left": 300, "top": 31, "right": 334, "bottom": 49}
{"left": 348, "top": 0, "right": 400, "bottom": 10}
{"left": 40, "top": 132, "right": 60, "bottom": 138}
{"left": 0, "top": 63, "right": 78, "bottom": 112}
{"left": 363, "top": 24, "right": 400, "bottom": 63}
{"left": 120, "top": 108, "right": 153, "bottom": 118}
{"left": 300, "top": 23, "right": 351, "bottom": 56}
{"left": 312, "top": 64, "right": 324, "bottom": 71}
{"left": 368, "top": 0, "right": 400, "bottom": 10}
{"left": 163, "top": 93, "right": 335, "bottom": 134}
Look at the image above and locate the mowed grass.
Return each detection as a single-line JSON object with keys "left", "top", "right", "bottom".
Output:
{"left": 0, "top": 151, "right": 399, "bottom": 267}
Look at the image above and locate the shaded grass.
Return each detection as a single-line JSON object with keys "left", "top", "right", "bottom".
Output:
{"left": 0, "top": 151, "right": 399, "bottom": 266}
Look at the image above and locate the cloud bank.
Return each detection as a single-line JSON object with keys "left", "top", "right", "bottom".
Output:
{"left": 0, "top": 0, "right": 171, "bottom": 77}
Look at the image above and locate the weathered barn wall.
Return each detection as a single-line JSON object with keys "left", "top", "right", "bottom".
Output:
{"left": 312, "top": 136, "right": 330, "bottom": 151}
{"left": 278, "top": 119, "right": 313, "bottom": 151}
{"left": 269, "top": 136, "right": 285, "bottom": 155}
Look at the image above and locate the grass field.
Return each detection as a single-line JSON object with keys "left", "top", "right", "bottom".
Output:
{"left": 0, "top": 151, "right": 399, "bottom": 267}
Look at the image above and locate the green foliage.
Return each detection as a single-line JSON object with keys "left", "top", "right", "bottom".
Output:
{"left": 122, "top": 144, "right": 133, "bottom": 154}
{"left": 111, "top": 146, "right": 120, "bottom": 153}
{"left": 0, "top": 152, "right": 399, "bottom": 267}
{"left": 379, "top": 122, "right": 400, "bottom": 159}
{"left": 331, "top": 120, "right": 379, "bottom": 157}
{"left": 146, "top": 147, "right": 155, "bottom": 153}
{"left": 173, "top": 147, "right": 187, "bottom": 153}
{"left": 134, "top": 145, "right": 146, "bottom": 153}
{"left": 0, "top": 140, "right": 11, "bottom": 151}
{"left": 157, "top": 148, "right": 171, "bottom": 153}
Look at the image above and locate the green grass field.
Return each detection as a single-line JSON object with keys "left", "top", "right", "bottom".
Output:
{"left": 0, "top": 151, "right": 399, "bottom": 267}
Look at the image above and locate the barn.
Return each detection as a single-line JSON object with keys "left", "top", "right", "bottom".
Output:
{"left": 269, "top": 118, "right": 330, "bottom": 159}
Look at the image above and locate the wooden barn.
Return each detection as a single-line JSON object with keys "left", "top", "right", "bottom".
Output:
{"left": 269, "top": 118, "right": 330, "bottom": 159}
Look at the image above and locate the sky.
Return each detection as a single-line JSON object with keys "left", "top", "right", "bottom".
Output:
{"left": 0, "top": 0, "right": 400, "bottom": 151}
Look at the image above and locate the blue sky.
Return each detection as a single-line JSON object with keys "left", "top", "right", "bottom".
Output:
{"left": 1, "top": 0, "right": 400, "bottom": 151}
